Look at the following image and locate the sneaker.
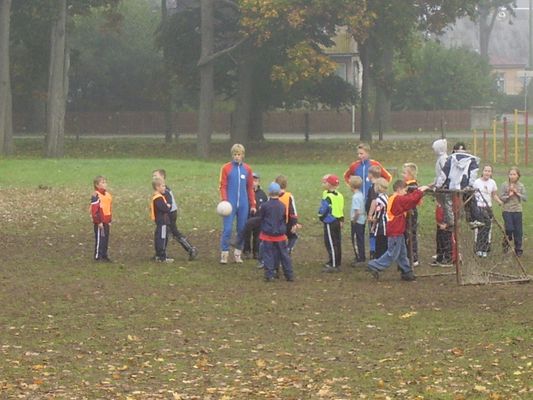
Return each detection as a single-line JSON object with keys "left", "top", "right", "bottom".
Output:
{"left": 322, "top": 265, "right": 339, "bottom": 273}
{"left": 482, "top": 252, "right": 488, "bottom": 258}
{"left": 156, "top": 257, "right": 174, "bottom": 263}
{"left": 431, "top": 254, "right": 438, "bottom": 261}
{"left": 256, "top": 262, "right": 264, "bottom": 269}
{"left": 286, "top": 276, "right": 295, "bottom": 282}
{"left": 430, "top": 259, "right": 440, "bottom": 267}
{"left": 469, "top": 221, "right": 485, "bottom": 230}
{"left": 367, "top": 267, "right": 379, "bottom": 280}
{"left": 412, "top": 261, "right": 419, "bottom": 267}
{"left": 234, "top": 249, "right": 243, "bottom": 264}
{"left": 476, "top": 251, "right": 483, "bottom": 257}
{"left": 351, "top": 259, "right": 365, "bottom": 267}
{"left": 100, "top": 257, "right": 112, "bottom": 263}
{"left": 438, "top": 260, "right": 453, "bottom": 267}
{"left": 401, "top": 272, "right": 417, "bottom": 282}
{"left": 188, "top": 247, "right": 198, "bottom": 261}
{"left": 220, "top": 251, "right": 229, "bottom": 265}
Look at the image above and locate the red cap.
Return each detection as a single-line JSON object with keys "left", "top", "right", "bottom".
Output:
{"left": 326, "top": 175, "right": 339, "bottom": 186}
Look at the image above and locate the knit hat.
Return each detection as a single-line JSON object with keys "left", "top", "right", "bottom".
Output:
{"left": 252, "top": 172, "right": 260, "bottom": 179}
{"left": 326, "top": 175, "right": 340, "bottom": 186}
{"left": 268, "top": 182, "right": 281, "bottom": 195}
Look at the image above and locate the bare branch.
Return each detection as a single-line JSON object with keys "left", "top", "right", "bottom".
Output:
{"left": 197, "top": 36, "right": 247, "bottom": 66}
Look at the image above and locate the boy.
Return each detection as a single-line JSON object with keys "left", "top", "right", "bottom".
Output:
{"left": 343, "top": 143, "right": 392, "bottom": 199}
{"left": 150, "top": 178, "right": 174, "bottom": 263}
{"left": 275, "top": 175, "right": 301, "bottom": 254}
{"left": 90, "top": 175, "right": 113, "bottom": 262}
{"left": 258, "top": 182, "right": 294, "bottom": 282}
{"left": 368, "top": 178, "right": 389, "bottom": 259}
{"left": 402, "top": 163, "right": 420, "bottom": 267}
{"left": 349, "top": 175, "right": 366, "bottom": 266}
{"left": 243, "top": 172, "right": 268, "bottom": 259}
{"left": 367, "top": 180, "right": 429, "bottom": 281}
{"left": 366, "top": 165, "right": 382, "bottom": 259}
{"left": 219, "top": 144, "right": 256, "bottom": 264}
{"left": 318, "top": 174, "right": 344, "bottom": 273}
{"left": 152, "top": 169, "right": 198, "bottom": 261}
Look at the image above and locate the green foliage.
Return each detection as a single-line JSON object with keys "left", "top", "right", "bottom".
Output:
{"left": 69, "top": 0, "right": 164, "bottom": 111}
{"left": 392, "top": 41, "right": 496, "bottom": 110}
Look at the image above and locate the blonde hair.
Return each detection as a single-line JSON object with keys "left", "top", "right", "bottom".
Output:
{"left": 93, "top": 175, "right": 106, "bottom": 188}
{"left": 152, "top": 169, "right": 166, "bottom": 179}
{"left": 152, "top": 177, "right": 165, "bottom": 190}
{"left": 231, "top": 143, "right": 245, "bottom": 155}
{"left": 374, "top": 178, "right": 389, "bottom": 193}
{"left": 403, "top": 162, "right": 418, "bottom": 179}
{"left": 368, "top": 165, "right": 382, "bottom": 179}
{"left": 357, "top": 143, "right": 371, "bottom": 153}
{"left": 275, "top": 175, "right": 288, "bottom": 189}
{"left": 349, "top": 175, "right": 363, "bottom": 190}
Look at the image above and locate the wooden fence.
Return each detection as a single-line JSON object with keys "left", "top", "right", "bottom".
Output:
{"left": 14, "top": 110, "right": 471, "bottom": 135}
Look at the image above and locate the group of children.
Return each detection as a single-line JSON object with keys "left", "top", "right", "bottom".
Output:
{"left": 90, "top": 140, "right": 527, "bottom": 283}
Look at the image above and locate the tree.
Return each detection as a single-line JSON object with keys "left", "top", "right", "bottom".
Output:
{"left": 0, "top": 0, "right": 14, "bottom": 155}
{"left": 197, "top": 0, "right": 215, "bottom": 158}
{"left": 392, "top": 41, "right": 495, "bottom": 110}
{"left": 476, "top": 0, "right": 516, "bottom": 59}
{"left": 45, "top": 0, "right": 69, "bottom": 157}
{"left": 358, "top": 0, "right": 480, "bottom": 141}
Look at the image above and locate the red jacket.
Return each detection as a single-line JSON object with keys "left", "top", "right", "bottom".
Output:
{"left": 386, "top": 190, "right": 424, "bottom": 237}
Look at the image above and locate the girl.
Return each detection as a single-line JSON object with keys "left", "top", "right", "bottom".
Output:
{"left": 472, "top": 165, "right": 502, "bottom": 257}
{"left": 500, "top": 167, "right": 527, "bottom": 256}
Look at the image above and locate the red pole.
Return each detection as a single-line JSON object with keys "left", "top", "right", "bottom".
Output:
{"left": 526, "top": 111, "right": 529, "bottom": 166}
{"left": 503, "top": 116, "right": 508, "bottom": 164}
{"left": 483, "top": 129, "right": 487, "bottom": 161}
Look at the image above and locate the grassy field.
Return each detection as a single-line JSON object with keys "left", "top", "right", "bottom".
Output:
{"left": 1, "top": 138, "right": 532, "bottom": 399}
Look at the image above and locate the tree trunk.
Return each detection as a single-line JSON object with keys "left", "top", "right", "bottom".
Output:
{"left": 478, "top": 5, "right": 496, "bottom": 60}
{"left": 197, "top": 0, "right": 214, "bottom": 158}
{"left": 249, "top": 95, "right": 264, "bottom": 142}
{"left": 0, "top": 0, "right": 13, "bottom": 155}
{"left": 373, "top": 45, "right": 393, "bottom": 133}
{"left": 161, "top": 0, "right": 174, "bottom": 143}
{"left": 45, "top": 0, "right": 69, "bottom": 158}
{"left": 231, "top": 54, "right": 254, "bottom": 144}
{"left": 359, "top": 40, "right": 372, "bottom": 142}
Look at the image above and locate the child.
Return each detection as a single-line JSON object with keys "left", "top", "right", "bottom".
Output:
{"left": 402, "top": 162, "right": 420, "bottom": 267}
{"left": 150, "top": 178, "right": 174, "bottom": 263}
{"left": 258, "top": 182, "right": 294, "bottom": 282}
{"left": 243, "top": 172, "right": 268, "bottom": 259}
{"left": 152, "top": 169, "right": 198, "bottom": 261}
{"left": 343, "top": 143, "right": 392, "bottom": 198}
{"left": 473, "top": 165, "right": 502, "bottom": 257}
{"left": 430, "top": 200, "right": 454, "bottom": 267}
{"left": 366, "top": 165, "right": 383, "bottom": 259}
{"left": 90, "top": 175, "right": 113, "bottom": 262}
{"left": 219, "top": 144, "right": 256, "bottom": 264}
{"left": 500, "top": 166, "right": 527, "bottom": 256}
{"left": 349, "top": 175, "right": 366, "bottom": 266}
{"left": 318, "top": 174, "right": 344, "bottom": 273}
{"left": 275, "top": 175, "right": 301, "bottom": 254}
{"left": 367, "top": 180, "right": 429, "bottom": 281}
{"left": 368, "top": 178, "right": 389, "bottom": 259}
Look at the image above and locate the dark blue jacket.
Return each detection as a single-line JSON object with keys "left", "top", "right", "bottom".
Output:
{"left": 258, "top": 198, "right": 287, "bottom": 239}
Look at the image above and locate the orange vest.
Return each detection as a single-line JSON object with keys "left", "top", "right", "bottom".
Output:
{"left": 150, "top": 192, "right": 167, "bottom": 221}
{"left": 386, "top": 193, "right": 405, "bottom": 222}
{"left": 96, "top": 191, "right": 112, "bottom": 217}
{"left": 278, "top": 191, "right": 292, "bottom": 222}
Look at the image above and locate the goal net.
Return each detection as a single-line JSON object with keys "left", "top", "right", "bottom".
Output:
{"left": 408, "top": 189, "right": 530, "bottom": 285}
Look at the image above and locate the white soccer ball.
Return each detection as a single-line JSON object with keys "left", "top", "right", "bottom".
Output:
{"left": 216, "top": 201, "right": 233, "bottom": 216}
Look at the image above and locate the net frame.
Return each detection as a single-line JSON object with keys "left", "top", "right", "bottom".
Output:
{"left": 411, "top": 188, "right": 530, "bottom": 285}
